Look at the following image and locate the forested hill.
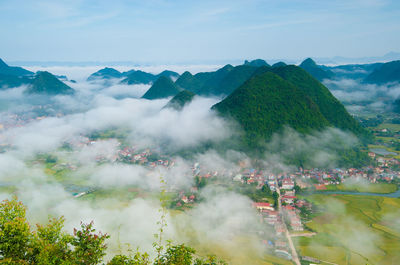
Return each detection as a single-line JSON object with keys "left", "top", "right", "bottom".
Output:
{"left": 212, "top": 65, "right": 371, "bottom": 148}
{"left": 212, "top": 71, "right": 330, "bottom": 148}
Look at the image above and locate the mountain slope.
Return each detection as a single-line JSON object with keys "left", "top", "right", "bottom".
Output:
{"left": 157, "top": 70, "right": 180, "bottom": 80}
{"left": 0, "top": 74, "right": 31, "bottom": 89}
{"left": 142, "top": 76, "right": 180, "bottom": 99}
{"left": 212, "top": 71, "right": 330, "bottom": 147}
{"left": 175, "top": 71, "right": 205, "bottom": 93}
{"left": 299, "top": 58, "right": 334, "bottom": 81}
{"left": 175, "top": 64, "right": 259, "bottom": 96}
{"left": 121, "top": 70, "right": 156, "bottom": 85}
{"left": 26, "top": 71, "right": 74, "bottom": 95}
{"left": 164, "top": 90, "right": 195, "bottom": 110}
{"left": 269, "top": 65, "right": 369, "bottom": 139}
{"left": 364, "top": 60, "right": 400, "bottom": 84}
{"left": 0, "top": 59, "right": 33, "bottom": 76}
{"left": 244, "top": 59, "right": 270, "bottom": 67}
{"left": 87, "top": 67, "right": 123, "bottom": 81}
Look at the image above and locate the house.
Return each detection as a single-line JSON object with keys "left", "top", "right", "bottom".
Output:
{"left": 253, "top": 202, "right": 274, "bottom": 211}
{"left": 282, "top": 179, "right": 294, "bottom": 189}
{"left": 282, "top": 195, "right": 296, "bottom": 204}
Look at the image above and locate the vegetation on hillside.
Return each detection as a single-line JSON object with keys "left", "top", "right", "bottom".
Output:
{"left": 212, "top": 71, "right": 329, "bottom": 149}
{"left": 142, "top": 76, "right": 181, "bottom": 100}
{"left": 164, "top": 90, "right": 195, "bottom": 110}
{"left": 26, "top": 71, "right": 74, "bottom": 95}
{"left": 299, "top": 58, "right": 334, "bottom": 81}
{"left": 364, "top": 60, "right": 400, "bottom": 84}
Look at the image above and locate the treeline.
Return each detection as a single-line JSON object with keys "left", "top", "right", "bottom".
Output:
{"left": 0, "top": 198, "right": 226, "bottom": 265}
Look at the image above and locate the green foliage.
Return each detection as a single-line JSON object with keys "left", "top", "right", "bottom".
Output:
{"left": 0, "top": 198, "right": 30, "bottom": 262}
{"left": 72, "top": 221, "right": 109, "bottom": 265}
{"left": 108, "top": 252, "right": 150, "bottom": 265}
{"left": 142, "top": 76, "right": 181, "bottom": 100}
{"left": 175, "top": 64, "right": 259, "bottom": 96}
{"left": 212, "top": 71, "right": 330, "bottom": 149}
{"left": 0, "top": 198, "right": 226, "bottom": 265}
{"left": 164, "top": 90, "right": 195, "bottom": 110}
{"left": 270, "top": 65, "right": 371, "bottom": 141}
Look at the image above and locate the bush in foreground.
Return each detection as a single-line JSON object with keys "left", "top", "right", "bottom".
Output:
{"left": 0, "top": 198, "right": 226, "bottom": 265}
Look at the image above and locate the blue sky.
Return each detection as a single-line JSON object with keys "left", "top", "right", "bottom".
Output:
{"left": 1, "top": 0, "right": 399, "bottom": 63}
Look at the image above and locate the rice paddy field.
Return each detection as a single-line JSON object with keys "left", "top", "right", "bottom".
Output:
{"left": 294, "top": 194, "right": 400, "bottom": 265}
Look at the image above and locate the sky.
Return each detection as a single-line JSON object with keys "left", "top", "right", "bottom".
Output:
{"left": 1, "top": 0, "right": 400, "bottom": 63}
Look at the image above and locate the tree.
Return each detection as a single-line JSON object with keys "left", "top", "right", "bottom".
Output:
{"left": 71, "top": 221, "right": 109, "bottom": 265}
{"left": 0, "top": 198, "right": 226, "bottom": 265}
{"left": 0, "top": 198, "right": 30, "bottom": 263}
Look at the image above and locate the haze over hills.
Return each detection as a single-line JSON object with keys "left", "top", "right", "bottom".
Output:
{"left": 87, "top": 67, "right": 128, "bottom": 81}
{"left": 142, "top": 76, "right": 180, "bottom": 100}
{"left": 299, "top": 58, "right": 334, "bottom": 81}
{"left": 364, "top": 60, "right": 400, "bottom": 84}
{"left": 121, "top": 69, "right": 179, "bottom": 85}
{"left": 164, "top": 90, "right": 195, "bottom": 110}
{"left": 25, "top": 71, "right": 74, "bottom": 95}
{"left": 175, "top": 64, "right": 260, "bottom": 96}
{"left": 0, "top": 58, "right": 33, "bottom": 77}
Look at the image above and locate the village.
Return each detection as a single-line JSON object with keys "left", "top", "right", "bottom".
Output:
{"left": 56, "top": 136, "right": 400, "bottom": 263}
{"left": 1, "top": 120, "right": 400, "bottom": 263}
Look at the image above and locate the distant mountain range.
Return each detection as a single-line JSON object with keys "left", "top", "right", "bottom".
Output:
{"left": 87, "top": 67, "right": 180, "bottom": 85}
{"left": 0, "top": 59, "right": 74, "bottom": 95}
{"left": 142, "top": 76, "right": 180, "bottom": 100}
{"left": 0, "top": 58, "right": 33, "bottom": 77}
{"left": 26, "top": 71, "right": 74, "bottom": 95}
{"left": 364, "top": 60, "right": 400, "bottom": 85}
{"left": 299, "top": 58, "right": 334, "bottom": 81}
{"left": 175, "top": 64, "right": 260, "bottom": 96}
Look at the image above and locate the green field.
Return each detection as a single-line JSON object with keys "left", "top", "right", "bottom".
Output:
{"left": 324, "top": 183, "right": 398, "bottom": 194}
{"left": 294, "top": 194, "right": 400, "bottom": 265}
{"left": 376, "top": 123, "right": 400, "bottom": 131}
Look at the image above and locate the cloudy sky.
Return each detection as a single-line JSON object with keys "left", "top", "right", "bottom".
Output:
{"left": 1, "top": 0, "right": 399, "bottom": 63}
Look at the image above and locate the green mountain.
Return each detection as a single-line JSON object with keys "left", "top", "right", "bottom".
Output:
{"left": 268, "top": 65, "right": 368, "bottom": 139}
{"left": 120, "top": 70, "right": 180, "bottom": 85}
{"left": 244, "top": 59, "right": 270, "bottom": 67}
{"left": 157, "top": 70, "right": 180, "bottom": 80}
{"left": 164, "top": 90, "right": 195, "bottom": 110}
{"left": 272, "top": 62, "right": 287, "bottom": 68}
{"left": 0, "top": 74, "right": 31, "bottom": 89}
{"left": 26, "top": 71, "right": 74, "bottom": 95}
{"left": 212, "top": 71, "right": 329, "bottom": 148}
{"left": 87, "top": 67, "right": 123, "bottom": 81}
{"left": 212, "top": 65, "right": 370, "bottom": 150}
{"left": 0, "top": 58, "right": 33, "bottom": 76}
{"left": 120, "top": 70, "right": 155, "bottom": 85}
{"left": 175, "top": 64, "right": 259, "bottom": 96}
{"left": 142, "top": 76, "right": 181, "bottom": 100}
{"left": 299, "top": 58, "right": 334, "bottom": 81}
{"left": 364, "top": 60, "right": 400, "bottom": 84}
{"left": 175, "top": 71, "right": 205, "bottom": 93}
